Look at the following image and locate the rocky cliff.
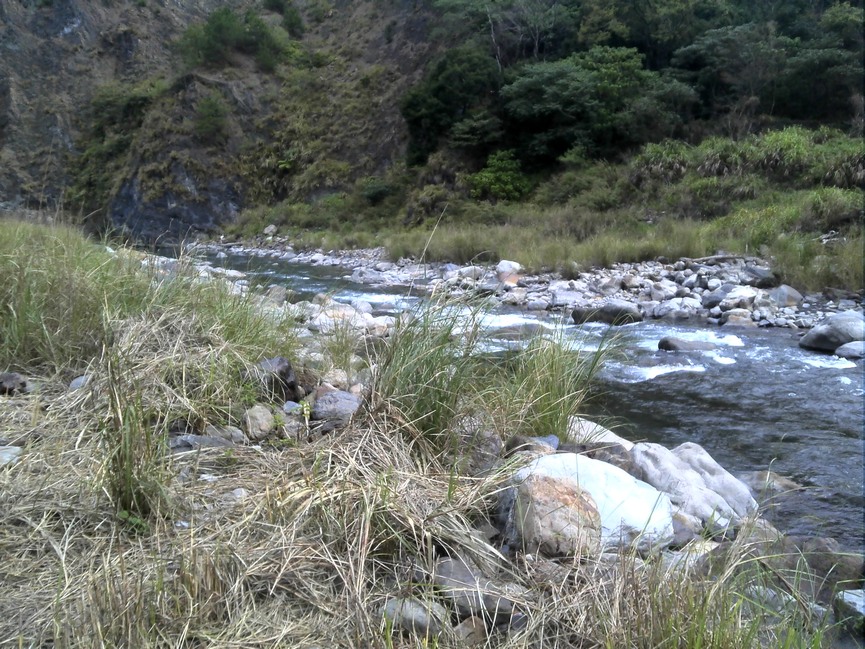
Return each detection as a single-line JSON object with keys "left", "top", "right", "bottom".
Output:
{"left": 0, "top": 0, "right": 437, "bottom": 240}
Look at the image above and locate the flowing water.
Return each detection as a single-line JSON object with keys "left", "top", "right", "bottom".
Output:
{"left": 203, "top": 251, "right": 865, "bottom": 553}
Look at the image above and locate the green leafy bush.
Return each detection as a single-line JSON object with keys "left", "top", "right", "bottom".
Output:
{"left": 194, "top": 93, "right": 228, "bottom": 143}
{"left": 467, "top": 150, "right": 531, "bottom": 202}
{"left": 179, "top": 8, "right": 284, "bottom": 71}
{"left": 282, "top": 5, "right": 305, "bottom": 37}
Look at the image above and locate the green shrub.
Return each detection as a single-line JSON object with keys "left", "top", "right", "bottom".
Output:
{"left": 694, "top": 136, "right": 755, "bottom": 177}
{"left": 630, "top": 140, "right": 692, "bottom": 186}
{"left": 754, "top": 127, "right": 814, "bottom": 180}
{"left": 800, "top": 187, "right": 864, "bottom": 230}
{"left": 179, "top": 8, "right": 284, "bottom": 71}
{"left": 358, "top": 176, "right": 392, "bottom": 205}
{"left": 467, "top": 150, "right": 532, "bottom": 202}
{"left": 282, "top": 5, "right": 305, "bottom": 37}
{"left": 263, "top": 0, "right": 286, "bottom": 14}
{"left": 194, "top": 93, "right": 228, "bottom": 143}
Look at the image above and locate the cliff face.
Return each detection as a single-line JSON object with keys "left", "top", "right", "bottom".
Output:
{"left": 0, "top": 0, "right": 437, "bottom": 240}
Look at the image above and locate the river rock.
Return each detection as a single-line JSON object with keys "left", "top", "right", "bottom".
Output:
{"left": 799, "top": 310, "right": 865, "bottom": 353}
{"left": 310, "top": 390, "right": 361, "bottom": 422}
{"left": 571, "top": 299, "right": 643, "bottom": 325}
{"left": 721, "top": 308, "right": 756, "bottom": 327}
{"left": 0, "top": 372, "right": 28, "bottom": 396}
{"left": 701, "top": 284, "right": 734, "bottom": 309}
{"left": 835, "top": 341, "right": 865, "bottom": 359}
{"left": 513, "top": 473, "right": 602, "bottom": 557}
{"left": 672, "top": 443, "right": 757, "bottom": 518}
{"left": 834, "top": 590, "right": 865, "bottom": 636}
{"left": 718, "top": 285, "right": 759, "bottom": 311}
{"left": 380, "top": 597, "right": 448, "bottom": 637}
{"left": 652, "top": 297, "right": 702, "bottom": 320}
{"left": 496, "top": 260, "right": 522, "bottom": 286}
{"left": 769, "top": 284, "right": 803, "bottom": 307}
{"left": 432, "top": 556, "right": 521, "bottom": 623}
{"left": 0, "top": 446, "right": 22, "bottom": 468}
{"left": 453, "top": 616, "right": 487, "bottom": 644}
{"left": 509, "top": 453, "right": 674, "bottom": 553}
{"left": 204, "top": 424, "right": 247, "bottom": 445}
{"left": 658, "top": 337, "right": 719, "bottom": 352}
{"left": 742, "top": 265, "right": 777, "bottom": 288}
{"left": 631, "top": 442, "right": 754, "bottom": 535}
{"left": 242, "top": 404, "right": 275, "bottom": 441}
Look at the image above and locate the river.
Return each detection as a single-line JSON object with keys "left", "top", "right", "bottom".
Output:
{"left": 202, "top": 249, "right": 865, "bottom": 553}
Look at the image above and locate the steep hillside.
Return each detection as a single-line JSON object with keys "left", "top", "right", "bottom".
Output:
{"left": 0, "top": 0, "right": 440, "bottom": 239}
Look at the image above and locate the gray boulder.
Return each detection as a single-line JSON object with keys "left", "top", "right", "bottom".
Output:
{"left": 835, "top": 340, "right": 865, "bottom": 360}
{"left": 701, "top": 284, "right": 735, "bottom": 309}
{"left": 769, "top": 284, "right": 803, "bottom": 307}
{"left": 658, "top": 337, "right": 719, "bottom": 352}
{"left": 508, "top": 452, "right": 674, "bottom": 553}
{"left": 242, "top": 404, "right": 275, "bottom": 441}
{"left": 799, "top": 310, "right": 865, "bottom": 353}
{"left": 631, "top": 442, "right": 756, "bottom": 535}
{"left": 513, "top": 473, "right": 603, "bottom": 557}
{"left": 311, "top": 390, "right": 361, "bottom": 422}
{"left": 379, "top": 597, "right": 448, "bottom": 637}
{"left": 572, "top": 299, "right": 643, "bottom": 325}
{"left": 432, "top": 556, "right": 522, "bottom": 623}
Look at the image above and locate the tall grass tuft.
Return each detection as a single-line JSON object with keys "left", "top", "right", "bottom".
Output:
{"left": 370, "top": 298, "right": 486, "bottom": 450}
{"left": 100, "top": 346, "right": 170, "bottom": 520}
{"left": 491, "top": 329, "right": 610, "bottom": 441}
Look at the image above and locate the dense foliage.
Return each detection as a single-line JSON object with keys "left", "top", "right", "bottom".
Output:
{"left": 403, "top": 0, "right": 864, "bottom": 168}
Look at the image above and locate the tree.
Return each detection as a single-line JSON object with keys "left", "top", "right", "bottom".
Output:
{"left": 400, "top": 45, "right": 502, "bottom": 164}
{"left": 502, "top": 46, "right": 696, "bottom": 161}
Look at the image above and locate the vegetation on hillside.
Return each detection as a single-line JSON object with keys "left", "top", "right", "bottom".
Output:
{"left": 58, "top": 0, "right": 864, "bottom": 289}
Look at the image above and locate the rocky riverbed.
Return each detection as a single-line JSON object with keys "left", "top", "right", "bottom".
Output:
{"left": 189, "top": 236, "right": 863, "bottom": 353}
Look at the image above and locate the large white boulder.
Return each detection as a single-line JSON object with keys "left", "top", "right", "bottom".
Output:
{"left": 508, "top": 453, "right": 675, "bottom": 554}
